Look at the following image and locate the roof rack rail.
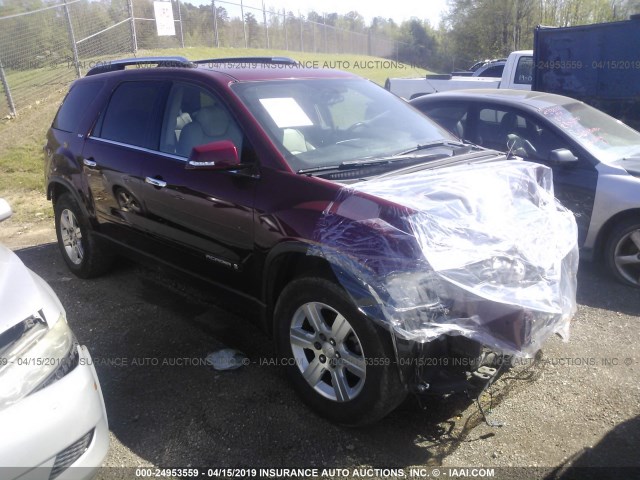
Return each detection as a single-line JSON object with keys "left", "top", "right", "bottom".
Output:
{"left": 194, "top": 56, "right": 297, "bottom": 65}
{"left": 85, "top": 56, "right": 194, "bottom": 76}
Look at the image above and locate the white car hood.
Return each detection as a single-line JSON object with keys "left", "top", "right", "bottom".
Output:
{"left": 0, "top": 244, "right": 43, "bottom": 332}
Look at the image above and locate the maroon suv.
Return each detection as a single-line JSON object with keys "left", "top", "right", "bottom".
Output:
{"left": 45, "top": 56, "right": 578, "bottom": 425}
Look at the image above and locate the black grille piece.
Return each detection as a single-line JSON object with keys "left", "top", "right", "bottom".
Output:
{"left": 49, "top": 429, "right": 94, "bottom": 480}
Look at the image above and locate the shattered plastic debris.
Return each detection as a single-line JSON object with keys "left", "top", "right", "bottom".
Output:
{"left": 312, "top": 160, "right": 579, "bottom": 357}
{"left": 206, "top": 349, "right": 248, "bottom": 371}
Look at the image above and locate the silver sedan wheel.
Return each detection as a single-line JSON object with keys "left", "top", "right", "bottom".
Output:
{"left": 290, "top": 302, "right": 366, "bottom": 402}
{"left": 59, "top": 208, "right": 84, "bottom": 265}
{"left": 614, "top": 229, "right": 640, "bottom": 286}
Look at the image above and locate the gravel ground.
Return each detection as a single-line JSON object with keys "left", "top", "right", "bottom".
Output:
{"left": 11, "top": 239, "right": 640, "bottom": 480}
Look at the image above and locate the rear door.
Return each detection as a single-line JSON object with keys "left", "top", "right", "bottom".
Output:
{"left": 81, "top": 80, "right": 170, "bottom": 233}
{"left": 46, "top": 80, "right": 106, "bottom": 200}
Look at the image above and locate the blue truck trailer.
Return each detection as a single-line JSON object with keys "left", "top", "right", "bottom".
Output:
{"left": 533, "top": 16, "right": 640, "bottom": 130}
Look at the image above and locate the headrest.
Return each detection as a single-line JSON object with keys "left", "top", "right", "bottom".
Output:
{"left": 500, "top": 112, "right": 518, "bottom": 130}
{"left": 197, "top": 106, "right": 230, "bottom": 137}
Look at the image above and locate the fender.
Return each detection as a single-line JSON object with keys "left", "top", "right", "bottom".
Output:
{"left": 46, "top": 176, "right": 93, "bottom": 221}
{"left": 263, "top": 240, "right": 388, "bottom": 334}
{"left": 262, "top": 239, "right": 315, "bottom": 319}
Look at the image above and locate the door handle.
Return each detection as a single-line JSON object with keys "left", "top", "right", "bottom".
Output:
{"left": 83, "top": 158, "right": 97, "bottom": 168}
{"left": 145, "top": 177, "right": 167, "bottom": 188}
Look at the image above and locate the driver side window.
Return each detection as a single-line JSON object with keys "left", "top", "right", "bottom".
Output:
{"left": 160, "top": 84, "right": 244, "bottom": 158}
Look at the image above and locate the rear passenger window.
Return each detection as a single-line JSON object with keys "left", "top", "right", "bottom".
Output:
{"left": 53, "top": 82, "right": 104, "bottom": 133}
{"left": 96, "top": 82, "right": 167, "bottom": 148}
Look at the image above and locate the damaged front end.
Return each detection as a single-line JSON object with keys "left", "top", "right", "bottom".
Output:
{"left": 312, "top": 160, "right": 579, "bottom": 396}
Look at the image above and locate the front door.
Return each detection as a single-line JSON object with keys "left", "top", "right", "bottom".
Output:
{"left": 139, "top": 82, "right": 258, "bottom": 289}
{"left": 472, "top": 104, "right": 597, "bottom": 245}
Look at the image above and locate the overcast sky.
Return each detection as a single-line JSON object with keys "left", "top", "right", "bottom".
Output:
{"left": 217, "top": 0, "right": 450, "bottom": 26}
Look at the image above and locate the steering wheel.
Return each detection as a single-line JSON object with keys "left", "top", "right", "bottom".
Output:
{"left": 507, "top": 134, "right": 538, "bottom": 158}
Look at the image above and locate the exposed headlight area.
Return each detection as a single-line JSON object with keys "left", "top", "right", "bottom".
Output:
{"left": 385, "top": 271, "right": 442, "bottom": 310}
{"left": 382, "top": 260, "right": 567, "bottom": 356}
{"left": 384, "top": 271, "right": 452, "bottom": 331}
{"left": 470, "top": 255, "right": 542, "bottom": 286}
{"left": 0, "top": 312, "right": 76, "bottom": 411}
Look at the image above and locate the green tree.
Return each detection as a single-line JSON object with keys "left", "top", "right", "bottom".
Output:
{"left": 393, "top": 18, "right": 442, "bottom": 69}
{"left": 244, "top": 11, "right": 260, "bottom": 47}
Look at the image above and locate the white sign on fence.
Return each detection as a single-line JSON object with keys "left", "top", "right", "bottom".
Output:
{"left": 154, "top": 1, "right": 175, "bottom": 36}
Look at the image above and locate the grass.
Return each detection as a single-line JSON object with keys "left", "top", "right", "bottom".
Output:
{"left": 2, "top": 68, "right": 76, "bottom": 118}
{"left": 0, "top": 95, "right": 63, "bottom": 225}
{"left": 0, "top": 47, "right": 428, "bottom": 240}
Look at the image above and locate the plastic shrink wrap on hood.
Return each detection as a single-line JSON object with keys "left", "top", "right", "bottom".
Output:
{"left": 312, "top": 160, "right": 578, "bottom": 357}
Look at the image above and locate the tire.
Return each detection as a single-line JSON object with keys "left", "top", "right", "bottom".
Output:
{"left": 274, "top": 277, "right": 407, "bottom": 426}
{"left": 604, "top": 218, "right": 640, "bottom": 288}
{"left": 54, "top": 193, "right": 115, "bottom": 278}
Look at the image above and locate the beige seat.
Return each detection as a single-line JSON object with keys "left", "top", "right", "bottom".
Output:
{"left": 282, "top": 128, "right": 314, "bottom": 155}
{"left": 177, "top": 106, "right": 243, "bottom": 157}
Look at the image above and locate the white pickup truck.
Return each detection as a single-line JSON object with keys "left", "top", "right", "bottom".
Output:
{"left": 385, "top": 50, "right": 533, "bottom": 99}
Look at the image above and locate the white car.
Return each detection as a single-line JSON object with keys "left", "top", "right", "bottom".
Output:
{"left": 0, "top": 198, "right": 109, "bottom": 479}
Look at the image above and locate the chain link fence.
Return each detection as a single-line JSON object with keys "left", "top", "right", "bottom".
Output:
{"left": 0, "top": 0, "right": 405, "bottom": 118}
{"left": 0, "top": 0, "right": 137, "bottom": 118}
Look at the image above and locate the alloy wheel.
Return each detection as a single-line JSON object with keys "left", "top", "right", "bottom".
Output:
{"left": 613, "top": 229, "right": 640, "bottom": 286}
{"left": 289, "top": 301, "right": 366, "bottom": 402}
{"left": 59, "top": 208, "right": 84, "bottom": 265}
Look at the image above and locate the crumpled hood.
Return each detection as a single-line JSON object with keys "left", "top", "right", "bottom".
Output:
{"left": 312, "top": 160, "right": 579, "bottom": 356}
{"left": 0, "top": 244, "right": 45, "bottom": 332}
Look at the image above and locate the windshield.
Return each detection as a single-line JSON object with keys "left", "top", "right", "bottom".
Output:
{"left": 540, "top": 102, "right": 640, "bottom": 164}
{"left": 231, "top": 78, "right": 457, "bottom": 171}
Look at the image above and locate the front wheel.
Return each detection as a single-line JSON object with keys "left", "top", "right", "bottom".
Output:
{"left": 54, "top": 193, "right": 115, "bottom": 278}
{"left": 604, "top": 218, "right": 640, "bottom": 288}
{"left": 274, "top": 277, "right": 406, "bottom": 425}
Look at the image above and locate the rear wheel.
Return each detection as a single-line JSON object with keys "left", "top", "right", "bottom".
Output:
{"left": 54, "top": 193, "right": 114, "bottom": 278}
{"left": 604, "top": 218, "right": 640, "bottom": 288}
{"left": 274, "top": 277, "right": 406, "bottom": 425}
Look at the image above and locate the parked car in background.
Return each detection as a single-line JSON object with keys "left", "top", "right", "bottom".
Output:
{"left": 391, "top": 16, "right": 640, "bottom": 127}
{"left": 44, "top": 57, "right": 578, "bottom": 425}
{"left": 385, "top": 50, "right": 533, "bottom": 99}
{"left": 452, "top": 58, "right": 507, "bottom": 77}
{"left": 0, "top": 199, "right": 109, "bottom": 479}
{"left": 411, "top": 89, "right": 640, "bottom": 287}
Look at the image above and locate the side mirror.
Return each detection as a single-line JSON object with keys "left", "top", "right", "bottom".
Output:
{"left": 186, "top": 140, "right": 243, "bottom": 171}
{"left": 0, "top": 198, "right": 12, "bottom": 223}
{"left": 548, "top": 148, "right": 578, "bottom": 165}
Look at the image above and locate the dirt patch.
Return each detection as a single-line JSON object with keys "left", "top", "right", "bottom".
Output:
{"left": 0, "top": 215, "right": 55, "bottom": 249}
{"left": 0, "top": 191, "right": 54, "bottom": 249}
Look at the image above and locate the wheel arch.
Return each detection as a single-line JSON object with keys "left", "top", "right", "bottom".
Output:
{"left": 47, "top": 178, "right": 91, "bottom": 219}
{"left": 263, "top": 242, "right": 335, "bottom": 335}
{"left": 263, "top": 241, "right": 386, "bottom": 338}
